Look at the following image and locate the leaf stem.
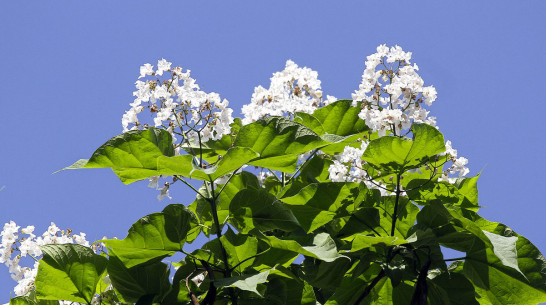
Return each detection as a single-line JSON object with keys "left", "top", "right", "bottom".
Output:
{"left": 444, "top": 257, "right": 467, "bottom": 262}
{"left": 207, "top": 178, "right": 238, "bottom": 305}
{"left": 390, "top": 173, "right": 401, "bottom": 237}
{"left": 174, "top": 176, "right": 207, "bottom": 199}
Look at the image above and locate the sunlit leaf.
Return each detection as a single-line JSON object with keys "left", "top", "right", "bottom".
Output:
{"left": 101, "top": 204, "right": 200, "bottom": 267}
{"left": 363, "top": 123, "right": 445, "bottom": 172}
{"left": 35, "top": 244, "right": 107, "bottom": 304}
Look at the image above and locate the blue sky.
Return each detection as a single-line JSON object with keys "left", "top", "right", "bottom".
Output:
{"left": 1, "top": 1, "right": 545, "bottom": 297}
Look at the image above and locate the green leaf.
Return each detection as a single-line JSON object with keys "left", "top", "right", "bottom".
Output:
{"left": 299, "top": 100, "right": 370, "bottom": 155}
{"left": 35, "top": 244, "right": 107, "bottom": 304}
{"left": 336, "top": 207, "right": 384, "bottom": 238}
{"left": 362, "top": 123, "right": 445, "bottom": 172}
{"left": 229, "top": 188, "right": 302, "bottom": 234}
{"left": 246, "top": 277, "right": 317, "bottom": 305}
{"left": 215, "top": 270, "right": 271, "bottom": 297}
{"left": 343, "top": 235, "right": 408, "bottom": 253}
{"left": 9, "top": 292, "right": 58, "bottom": 305}
{"left": 458, "top": 216, "right": 546, "bottom": 304}
{"left": 464, "top": 242, "right": 546, "bottom": 305}
{"left": 256, "top": 232, "right": 347, "bottom": 263}
{"left": 325, "top": 265, "right": 413, "bottom": 305}
{"left": 234, "top": 117, "right": 329, "bottom": 172}
{"left": 377, "top": 196, "right": 419, "bottom": 239}
{"left": 101, "top": 204, "right": 200, "bottom": 267}
{"left": 157, "top": 146, "right": 259, "bottom": 181}
{"left": 60, "top": 128, "right": 174, "bottom": 184}
{"left": 453, "top": 175, "right": 480, "bottom": 209}
{"left": 417, "top": 201, "right": 493, "bottom": 250}
{"left": 107, "top": 256, "right": 171, "bottom": 303}
{"left": 407, "top": 176, "right": 480, "bottom": 211}
{"left": 206, "top": 228, "right": 259, "bottom": 273}
{"left": 296, "top": 257, "right": 353, "bottom": 290}
{"left": 281, "top": 182, "right": 365, "bottom": 233}
{"left": 427, "top": 270, "right": 480, "bottom": 305}
{"left": 307, "top": 100, "right": 367, "bottom": 136}
{"left": 189, "top": 172, "right": 260, "bottom": 237}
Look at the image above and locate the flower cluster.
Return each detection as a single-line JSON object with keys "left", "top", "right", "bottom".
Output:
{"left": 122, "top": 59, "right": 234, "bottom": 150}
{"left": 352, "top": 45, "right": 437, "bottom": 137}
{"left": 242, "top": 60, "right": 336, "bottom": 125}
{"left": 0, "top": 221, "right": 95, "bottom": 297}
{"left": 328, "top": 45, "right": 468, "bottom": 186}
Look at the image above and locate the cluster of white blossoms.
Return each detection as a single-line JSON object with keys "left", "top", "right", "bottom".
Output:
{"left": 242, "top": 60, "right": 337, "bottom": 125}
{"left": 328, "top": 45, "right": 469, "bottom": 187}
{"left": 122, "top": 59, "right": 234, "bottom": 149}
{"left": 352, "top": 45, "right": 437, "bottom": 137}
{"left": 0, "top": 221, "right": 95, "bottom": 298}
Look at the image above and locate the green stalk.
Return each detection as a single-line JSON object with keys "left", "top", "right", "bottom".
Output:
{"left": 207, "top": 178, "right": 238, "bottom": 305}
{"left": 390, "top": 173, "right": 401, "bottom": 237}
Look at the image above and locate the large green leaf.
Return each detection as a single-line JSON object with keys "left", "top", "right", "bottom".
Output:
{"left": 325, "top": 265, "right": 413, "bottom": 305}
{"left": 416, "top": 201, "right": 493, "bottom": 250}
{"left": 376, "top": 196, "right": 419, "bottom": 239}
{"left": 229, "top": 188, "right": 302, "bottom": 234}
{"left": 157, "top": 146, "right": 259, "bottom": 181}
{"left": 459, "top": 215, "right": 546, "bottom": 304}
{"left": 205, "top": 228, "right": 259, "bottom": 273}
{"left": 295, "top": 100, "right": 369, "bottom": 155}
{"left": 255, "top": 231, "right": 347, "bottom": 263}
{"left": 35, "top": 244, "right": 107, "bottom": 304}
{"left": 296, "top": 257, "right": 353, "bottom": 290}
{"left": 215, "top": 270, "right": 271, "bottom": 297}
{"left": 9, "top": 292, "right": 58, "bottom": 305}
{"left": 107, "top": 256, "right": 171, "bottom": 303}
{"left": 427, "top": 270, "right": 479, "bottom": 305}
{"left": 307, "top": 100, "right": 367, "bottom": 136}
{"left": 362, "top": 123, "right": 445, "bottom": 172}
{"left": 234, "top": 116, "right": 329, "bottom": 172}
{"left": 336, "top": 207, "right": 385, "bottom": 238}
{"left": 281, "top": 182, "right": 365, "bottom": 233}
{"left": 463, "top": 241, "right": 546, "bottom": 305}
{"left": 406, "top": 179, "right": 479, "bottom": 210}
{"left": 102, "top": 204, "right": 200, "bottom": 267}
{"left": 190, "top": 171, "right": 260, "bottom": 236}
{"left": 343, "top": 235, "right": 408, "bottom": 253}
{"left": 61, "top": 128, "right": 174, "bottom": 184}
{"left": 243, "top": 277, "right": 317, "bottom": 305}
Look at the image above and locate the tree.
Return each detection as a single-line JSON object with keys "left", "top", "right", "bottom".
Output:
{"left": 4, "top": 45, "right": 546, "bottom": 305}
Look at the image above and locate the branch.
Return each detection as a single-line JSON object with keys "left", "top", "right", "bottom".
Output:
{"left": 352, "top": 269, "right": 386, "bottom": 305}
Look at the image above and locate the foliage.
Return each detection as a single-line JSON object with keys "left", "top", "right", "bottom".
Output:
{"left": 5, "top": 46, "right": 546, "bottom": 305}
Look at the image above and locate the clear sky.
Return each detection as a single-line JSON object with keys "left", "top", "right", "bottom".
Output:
{"left": 1, "top": 1, "right": 545, "bottom": 297}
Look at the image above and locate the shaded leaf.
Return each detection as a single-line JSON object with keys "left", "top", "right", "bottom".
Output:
{"left": 215, "top": 270, "right": 270, "bottom": 297}
{"left": 107, "top": 256, "right": 171, "bottom": 303}
{"left": 230, "top": 188, "right": 302, "bottom": 234}
{"left": 281, "top": 182, "right": 364, "bottom": 233}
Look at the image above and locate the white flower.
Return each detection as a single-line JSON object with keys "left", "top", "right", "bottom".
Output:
{"left": 148, "top": 175, "right": 161, "bottom": 189}
{"left": 242, "top": 60, "right": 326, "bottom": 124}
{"left": 158, "top": 183, "right": 172, "bottom": 201}
{"left": 46, "top": 223, "right": 60, "bottom": 236}
{"left": 353, "top": 45, "right": 437, "bottom": 135}
{"left": 139, "top": 63, "right": 154, "bottom": 79}
{"left": 156, "top": 59, "right": 172, "bottom": 76}
{"left": 328, "top": 161, "right": 349, "bottom": 182}
{"left": 452, "top": 157, "right": 470, "bottom": 177}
